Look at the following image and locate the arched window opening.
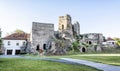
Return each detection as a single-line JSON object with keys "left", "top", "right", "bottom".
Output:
{"left": 36, "top": 44, "right": 40, "bottom": 51}
{"left": 82, "top": 47, "right": 86, "bottom": 52}
{"left": 62, "top": 25, "right": 64, "bottom": 29}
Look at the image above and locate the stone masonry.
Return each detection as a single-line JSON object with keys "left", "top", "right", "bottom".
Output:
{"left": 73, "top": 21, "right": 80, "bottom": 36}
{"left": 32, "top": 22, "right": 54, "bottom": 50}
{"left": 82, "top": 33, "right": 103, "bottom": 45}
{"left": 58, "top": 14, "right": 73, "bottom": 36}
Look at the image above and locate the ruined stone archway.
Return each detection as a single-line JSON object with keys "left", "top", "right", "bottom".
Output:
{"left": 80, "top": 47, "right": 86, "bottom": 52}
{"left": 82, "top": 47, "right": 86, "bottom": 52}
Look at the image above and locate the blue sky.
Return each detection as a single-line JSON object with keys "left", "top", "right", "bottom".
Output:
{"left": 0, "top": 0, "right": 120, "bottom": 38}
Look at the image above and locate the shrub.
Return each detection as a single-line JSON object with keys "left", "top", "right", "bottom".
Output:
{"left": 72, "top": 41, "right": 79, "bottom": 52}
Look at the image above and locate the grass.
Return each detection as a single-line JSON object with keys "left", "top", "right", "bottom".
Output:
{"left": 24, "top": 54, "right": 120, "bottom": 66}
{"left": 0, "top": 58, "right": 101, "bottom": 71}
{"left": 44, "top": 54, "right": 120, "bottom": 66}
{"left": 66, "top": 56, "right": 120, "bottom": 66}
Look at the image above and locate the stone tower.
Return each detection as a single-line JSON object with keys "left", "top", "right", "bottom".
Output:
{"left": 58, "top": 14, "right": 73, "bottom": 36}
{"left": 32, "top": 22, "right": 54, "bottom": 50}
{"left": 73, "top": 21, "right": 80, "bottom": 36}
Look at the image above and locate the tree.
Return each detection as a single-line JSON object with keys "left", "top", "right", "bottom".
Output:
{"left": 14, "top": 29, "right": 25, "bottom": 33}
{"left": 79, "top": 35, "right": 83, "bottom": 39}
{"left": 113, "top": 38, "right": 120, "bottom": 47}
{"left": 72, "top": 41, "right": 79, "bottom": 52}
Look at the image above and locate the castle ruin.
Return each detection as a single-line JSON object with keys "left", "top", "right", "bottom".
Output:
{"left": 73, "top": 21, "right": 80, "bottom": 36}
{"left": 32, "top": 22, "right": 54, "bottom": 51}
{"left": 58, "top": 14, "right": 73, "bottom": 35}
{"left": 31, "top": 14, "right": 80, "bottom": 55}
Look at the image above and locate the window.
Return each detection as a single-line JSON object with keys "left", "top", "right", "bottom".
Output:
{"left": 16, "top": 43, "right": 19, "bottom": 46}
{"left": 88, "top": 41, "right": 92, "bottom": 45}
{"left": 62, "top": 25, "right": 64, "bottom": 29}
{"left": 23, "top": 42, "right": 26, "bottom": 46}
{"left": 36, "top": 44, "right": 39, "bottom": 51}
{"left": 8, "top": 41, "right": 10, "bottom": 46}
{"left": 43, "top": 44, "right": 46, "bottom": 50}
{"left": 112, "top": 42, "right": 114, "bottom": 45}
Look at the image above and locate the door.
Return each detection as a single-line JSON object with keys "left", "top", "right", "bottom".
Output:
{"left": 15, "top": 50, "right": 20, "bottom": 55}
{"left": 7, "top": 50, "right": 12, "bottom": 55}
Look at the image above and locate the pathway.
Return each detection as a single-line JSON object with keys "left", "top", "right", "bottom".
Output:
{"left": 1, "top": 55, "right": 120, "bottom": 71}
{"left": 61, "top": 58, "right": 120, "bottom": 71}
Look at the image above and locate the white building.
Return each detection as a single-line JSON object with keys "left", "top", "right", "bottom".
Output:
{"left": 2, "top": 33, "right": 30, "bottom": 55}
{"left": 106, "top": 38, "right": 116, "bottom": 47}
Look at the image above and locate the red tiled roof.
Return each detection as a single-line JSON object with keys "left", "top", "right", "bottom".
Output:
{"left": 2, "top": 33, "right": 30, "bottom": 40}
{"left": 106, "top": 37, "right": 114, "bottom": 41}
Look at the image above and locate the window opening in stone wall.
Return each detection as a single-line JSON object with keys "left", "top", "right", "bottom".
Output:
{"left": 36, "top": 44, "right": 40, "bottom": 51}
{"left": 43, "top": 44, "right": 46, "bottom": 50}
{"left": 89, "top": 41, "right": 92, "bottom": 45}
{"left": 82, "top": 47, "right": 85, "bottom": 52}
{"left": 62, "top": 25, "right": 64, "bottom": 29}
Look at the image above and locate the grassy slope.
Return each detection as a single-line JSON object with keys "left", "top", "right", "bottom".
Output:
{"left": 0, "top": 58, "right": 100, "bottom": 71}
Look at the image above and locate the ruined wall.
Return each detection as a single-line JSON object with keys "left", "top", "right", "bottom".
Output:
{"left": 58, "top": 14, "right": 73, "bottom": 35}
{"left": 32, "top": 22, "right": 54, "bottom": 50}
{"left": 73, "top": 21, "right": 80, "bottom": 36}
{"left": 83, "top": 33, "right": 103, "bottom": 45}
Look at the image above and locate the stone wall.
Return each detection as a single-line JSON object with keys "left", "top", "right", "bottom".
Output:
{"left": 32, "top": 22, "right": 54, "bottom": 50}
{"left": 58, "top": 14, "right": 73, "bottom": 36}
{"left": 82, "top": 33, "right": 103, "bottom": 45}
{"left": 73, "top": 21, "right": 80, "bottom": 36}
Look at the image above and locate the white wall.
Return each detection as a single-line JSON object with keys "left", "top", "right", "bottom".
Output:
{"left": 106, "top": 40, "right": 116, "bottom": 47}
{"left": 3, "top": 40, "right": 26, "bottom": 55}
{"left": 107, "top": 40, "right": 116, "bottom": 44}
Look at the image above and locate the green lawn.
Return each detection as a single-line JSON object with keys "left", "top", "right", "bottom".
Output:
{"left": 66, "top": 56, "right": 120, "bottom": 66}
{"left": 40, "top": 54, "right": 120, "bottom": 66}
{"left": 0, "top": 58, "right": 100, "bottom": 71}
